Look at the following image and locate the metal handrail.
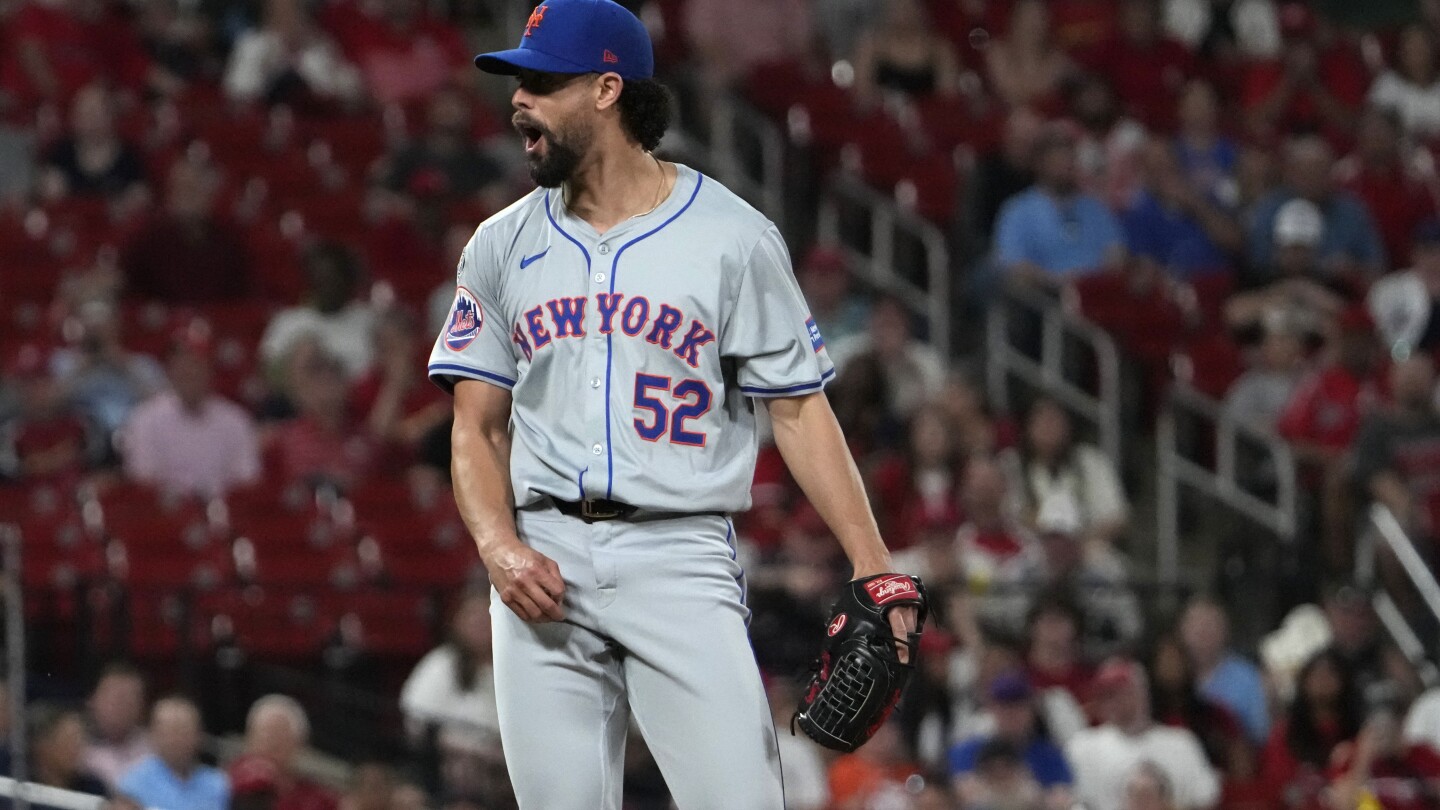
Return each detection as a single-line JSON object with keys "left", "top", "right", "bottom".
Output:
{"left": 984, "top": 285, "right": 1121, "bottom": 464}
{"left": 708, "top": 95, "right": 787, "bottom": 231}
{"left": 2, "top": 525, "right": 27, "bottom": 808}
{"left": 1362, "top": 504, "right": 1440, "bottom": 684}
{"left": 1154, "top": 383, "right": 1298, "bottom": 584}
{"left": 817, "top": 174, "right": 952, "bottom": 359}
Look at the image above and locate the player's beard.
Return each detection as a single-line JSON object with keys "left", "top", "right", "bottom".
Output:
{"left": 527, "top": 119, "right": 592, "bottom": 189}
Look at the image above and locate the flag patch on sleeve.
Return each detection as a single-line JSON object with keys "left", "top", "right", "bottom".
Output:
{"left": 445, "top": 287, "right": 483, "bottom": 350}
{"left": 805, "top": 317, "right": 825, "bottom": 352}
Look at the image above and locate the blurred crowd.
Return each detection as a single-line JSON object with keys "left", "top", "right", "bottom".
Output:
{"left": 5, "top": 0, "right": 1440, "bottom": 808}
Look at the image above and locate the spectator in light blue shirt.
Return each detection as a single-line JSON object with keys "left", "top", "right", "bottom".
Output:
{"left": 1179, "top": 596, "right": 1271, "bottom": 743}
{"left": 116, "top": 697, "right": 228, "bottom": 810}
{"left": 993, "top": 127, "right": 1126, "bottom": 285}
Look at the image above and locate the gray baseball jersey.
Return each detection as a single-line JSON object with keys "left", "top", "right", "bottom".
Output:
{"left": 427, "top": 163, "right": 835, "bottom": 512}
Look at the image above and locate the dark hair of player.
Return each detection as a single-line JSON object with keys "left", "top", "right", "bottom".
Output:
{"left": 616, "top": 78, "right": 673, "bottom": 152}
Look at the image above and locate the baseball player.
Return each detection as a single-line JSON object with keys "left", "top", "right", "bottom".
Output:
{"left": 428, "top": 1, "right": 921, "bottom": 807}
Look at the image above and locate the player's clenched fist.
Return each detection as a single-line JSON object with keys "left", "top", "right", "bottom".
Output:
{"left": 485, "top": 541, "right": 566, "bottom": 623}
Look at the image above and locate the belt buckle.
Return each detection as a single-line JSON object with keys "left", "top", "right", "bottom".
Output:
{"left": 580, "top": 499, "right": 619, "bottom": 521}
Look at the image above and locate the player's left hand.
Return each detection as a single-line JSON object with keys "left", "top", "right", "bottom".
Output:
{"left": 888, "top": 606, "right": 919, "bottom": 665}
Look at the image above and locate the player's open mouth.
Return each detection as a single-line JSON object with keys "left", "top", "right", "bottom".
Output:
{"left": 517, "top": 123, "right": 545, "bottom": 154}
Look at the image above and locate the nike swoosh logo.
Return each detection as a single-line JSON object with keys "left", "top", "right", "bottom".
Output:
{"left": 519, "top": 249, "right": 549, "bottom": 269}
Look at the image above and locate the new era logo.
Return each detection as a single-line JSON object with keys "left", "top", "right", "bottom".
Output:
{"left": 603, "top": 49, "right": 618, "bottom": 64}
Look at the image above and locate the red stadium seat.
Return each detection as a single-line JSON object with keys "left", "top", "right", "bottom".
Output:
{"left": 328, "top": 591, "right": 438, "bottom": 658}
{"left": 197, "top": 587, "right": 335, "bottom": 659}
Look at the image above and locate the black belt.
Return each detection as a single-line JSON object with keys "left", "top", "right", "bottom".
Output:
{"left": 552, "top": 497, "right": 639, "bottom": 522}
{"left": 547, "top": 497, "right": 724, "bottom": 523}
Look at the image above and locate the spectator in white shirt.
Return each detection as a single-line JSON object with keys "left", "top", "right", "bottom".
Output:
{"left": 1368, "top": 25, "right": 1440, "bottom": 140}
{"left": 399, "top": 590, "right": 500, "bottom": 754}
{"left": 260, "top": 241, "right": 376, "bottom": 382}
{"left": 1001, "top": 397, "right": 1129, "bottom": 547}
{"left": 83, "top": 663, "right": 152, "bottom": 791}
{"left": 223, "top": 0, "right": 363, "bottom": 107}
{"left": 1368, "top": 218, "right": 1440, "bottom": 360}
{"left": 1066, "top": 658, "right": 1220, "bottom": 810}
{"left": 121, "top": 329, "right": 260, "bottom": 499}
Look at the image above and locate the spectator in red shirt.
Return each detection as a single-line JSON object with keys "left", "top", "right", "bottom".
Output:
{"left": 324, "top": 0, "right": 470, "bottom": 106}
{"left": 1240, "top": 3, "right": 1368, "bottom": 147}
{"left": 1261, "top": 649, "right": 1363, "bottom": 810}
{"left": 0, "top": 345, "right": 101, "bottom": 485}
{"left": 867, "top": 403, "right": 965, "bottom": 548}
{"left": 1081, "top": 0, "right": 1196, "bottom": 132}
{"left": 269, "top": 341, "right": 376, "bottom": 494}
{"left": 1327, "top": 706, "right": 1440, "bottom": 810}
{"left": 1, "top": 0, "right": 154, "bottom": 112}
{"left": 1023, "top": 595, "right": 1095, "bottom": 705}
{"left": 227, "top": 695, "right": 339, "bottom": 810}
{"left": 1337, "top": 107, "right": 1435, "bottom": 271}
{"left": 120, "top": 157, "right": 253, "bottom": 303}
{"left": 1276, "top": 306, "right": 1383, "bottom": 570}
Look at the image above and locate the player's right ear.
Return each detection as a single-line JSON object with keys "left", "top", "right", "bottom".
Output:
{"left": 594, "top": 73, "right": 624, "bottom": 112}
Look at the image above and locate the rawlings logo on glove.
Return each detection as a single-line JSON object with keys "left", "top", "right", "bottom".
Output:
{"left": 792, "top": 573, "right": 928, "bottom": 753}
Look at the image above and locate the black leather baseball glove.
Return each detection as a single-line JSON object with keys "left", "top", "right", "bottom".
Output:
{"left": 792, "top": 573, "right": 928, "bottom": 752}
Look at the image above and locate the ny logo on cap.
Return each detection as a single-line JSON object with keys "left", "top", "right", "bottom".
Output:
{"left": 524, "top": 4, "right": 547, "bottom": 36}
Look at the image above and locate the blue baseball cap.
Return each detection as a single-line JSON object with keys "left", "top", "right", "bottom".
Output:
{"left": 474, "top": 0, "right": 654, "bottom": 80}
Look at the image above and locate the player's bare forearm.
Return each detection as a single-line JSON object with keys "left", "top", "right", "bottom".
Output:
{"left": 451, "top": 380, "right": 566, "bottom": 622}
{"left": 765, "top": 391, "right": 893, "bottom": 577}
{"left": 450, "top": 380, "right": 520, "bottom": 556}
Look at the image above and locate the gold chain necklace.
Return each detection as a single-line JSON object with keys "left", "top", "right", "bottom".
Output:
{"left": 563, "top": 153, "right": 666, "bottom": 219}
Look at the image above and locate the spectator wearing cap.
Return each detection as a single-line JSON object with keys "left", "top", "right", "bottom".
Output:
{"left": 992, "top": 126, "right": 1126, "bottom": 287}
{"left": 1122, "top": 136, "right": 1241, "bottom": 281}
{"left": 1245, "top": 136, "right": 1385, "bottom": 283}
{"left": 120, "top": 157, "right": 253, "bottom": 303}
{"left": 260, "top": 241, "right": 376, "bottom": 382}
{"left": 227, "top": 695, "right": 338, "bottom": 810}
{"left": 119, "top": 328, "right": 260, "bottom": 499}
{"left": 1178, "top": 595, "right": 1271, "bottom": 744}
{"left": 956, "top": 738, "right": 1047, "bottom": 810}
{"left": 1226, "top": 197, "right": 1347, "bottom": 339}
{"left": 1066, "top": 659, "right": 1220, "bottom": 810}
{"left": 1369, "top": 218, "right": 1440, "bottom": 360}
{"left": 797, "top": 245, "right": 869, "bottom": 350}
{"left": 1240, "top": 2, "right": 1368, "bottom": 144}
{"left": 1368, "top": 24, "right": 1440, "bottom": 141}
{"left": 1337, "top": 107, "right": 1436, "bottom": 271}
{"left": 116, "top": 697, "right": 228, "bottom": 810}
{"left": 949, "top": 671, "right": 1074, "bottom": 810}
{"left": 0, "top": 345, "right": 104, "bottom": 484}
